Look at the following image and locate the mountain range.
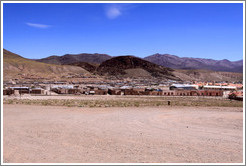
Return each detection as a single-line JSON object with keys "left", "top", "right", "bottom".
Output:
{"left": 144, "top": 53, "right": 243, "bottom": 73}
{"left": 36, "top": 52, "right": 243, "bottom": 73}
{"left": 3, "top": 49, "right": 243, "bottom": 82}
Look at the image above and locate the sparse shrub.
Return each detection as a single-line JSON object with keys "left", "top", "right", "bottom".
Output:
{"left": 134, "top": 102, "right": 140, "bottom": 107}
{"left": 3, "top": 96, "right": 243, "bottom": 108}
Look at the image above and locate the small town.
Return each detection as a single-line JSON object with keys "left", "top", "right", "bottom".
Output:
{"left": 3, "top": 79, "right": 243, "bottom": 100}
{"left": 2, "top": 2, "right": 244, "bottom": 164}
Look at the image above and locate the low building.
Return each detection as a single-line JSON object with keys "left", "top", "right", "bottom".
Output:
{"left": 30, "top": 88, "right": 44, "bottom": 95}
{"left": 3, "top": 89, "right": 14, "bottom": 95}
{"left": 149, "top": 91, "right": 160, "bottom": 96}
{"left": 51, "top": 85, "right": 74, "bottom": 89}
{"left": 203, "top": 85, "right": 237, "bottom": 91}
{"left": 162, "top": 91, "right": 176, "bottom": 96}
{"left": 175, "top": 90, "right": 223, "bottom": 97}
{"left": 123, "top": 89, "right": 139, "bottom": 95}
{"left": 138, "top": 91, "right": 150, "bottom": 95}
{"left": 9, "top": 87, "right": 30, "bottom": 94}
{"left": 108, "top": 89, "right": 121, "bottom": 95}
{"left": 51, "top": 88, "right": 79, "bottom": 94}
{"left": 170, "top": 84, "right": 198, "bottom": 90}
{"left": 68, "top": 89, "right": 79, "bottom": 94}
{"left": 228, "top": 91, "right": 243, "bottom": 101}
{"left": 133, "top": 87, "right": 145, "bottom": 92}
{"left": 94, "top": 89, "right": 108, "bottom": 95}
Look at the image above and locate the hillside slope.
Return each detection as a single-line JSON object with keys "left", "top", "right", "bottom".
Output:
{"left": 68, "top": 62, "right": 98, "bottom": 73}
{"left": 173, "top": 69, "right": 243, "bottom": 82}
{"left": 3, "top": 49, "right": 90, "bottom": 81}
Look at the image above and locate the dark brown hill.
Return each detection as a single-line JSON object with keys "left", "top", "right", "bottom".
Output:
{"left": 144, "top": 53, "right": 243, "bottom": 73}
{"left": 36, "top": 53, "right": 111, "bottom": 65}
{"left": 96, "top": 56, "right": 180, "bottom": 80}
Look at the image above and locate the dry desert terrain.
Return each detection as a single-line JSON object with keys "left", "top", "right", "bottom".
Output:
{"left": 3, "top": 104, "right": 243, "bottom": 163}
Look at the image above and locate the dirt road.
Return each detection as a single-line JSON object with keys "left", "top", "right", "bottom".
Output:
{"left": 3, "top": 104, "right": 243, "bottom": 163}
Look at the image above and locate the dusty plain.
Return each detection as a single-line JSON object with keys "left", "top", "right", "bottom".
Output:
{"left": 3, "top": 102, "right": 243, "bottom": 163}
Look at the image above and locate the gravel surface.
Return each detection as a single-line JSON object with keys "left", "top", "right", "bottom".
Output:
{"left": 3, "top": 104, "right": 243, "bottom": 163}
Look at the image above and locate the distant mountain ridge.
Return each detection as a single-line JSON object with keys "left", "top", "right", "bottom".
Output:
{"left": 35, "top": 52, "right": 243, "bottom": 73}
{"left": 36, "top": 53, "right": 111, "bottom": 65}
{"left": 144, "top": 53, "right": 243, "bottom": 73}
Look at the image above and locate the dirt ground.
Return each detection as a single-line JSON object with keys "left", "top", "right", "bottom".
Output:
{"left": 3, "top": 104, "right": 243, "bottom": 163}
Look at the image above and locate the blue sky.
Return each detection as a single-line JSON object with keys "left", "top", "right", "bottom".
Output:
{"left": 3, "top": 3, "right": 243, "bottom": 61}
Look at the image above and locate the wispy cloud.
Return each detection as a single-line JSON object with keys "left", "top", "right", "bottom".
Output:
{"left": 105, "top": 4, "right": 136, "bottom": 19}
{"left": 26, "top": 22, "right": 51, "bottom": 29}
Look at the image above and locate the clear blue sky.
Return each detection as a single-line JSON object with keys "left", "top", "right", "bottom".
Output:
{"left": 3, "top": 3, "right": 243, "bottom": 61}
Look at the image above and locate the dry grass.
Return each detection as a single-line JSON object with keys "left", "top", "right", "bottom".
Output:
{"left": 3, "top": 96, "right": 243, "bottom": 108}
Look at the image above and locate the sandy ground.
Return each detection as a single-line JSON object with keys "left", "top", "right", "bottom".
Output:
{"left": 3, "top": 104, "right": 243, "bottom": 163}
